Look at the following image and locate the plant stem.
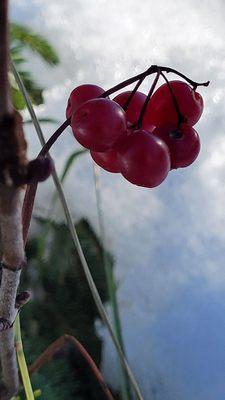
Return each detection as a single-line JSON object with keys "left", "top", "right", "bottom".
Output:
{"left": 123, "top": 77, "right": 145, "bottom": 110}
{"left": 39, "top": 119, "right": 70, "bottom": 156}
{"left": 14, "top": 315, "right": 35, "bottom": 400}
{"left": 13, "top": 64, "right": 144, "bottom": 400}
{"left": 160, "top": 71, "right": 186, "bottom": 125}
{"left": 157, "top": 65, "right": 210, "bottom": 88}
{"left": 137, "top": 70, "right": 160, "bottom": 128}
{"left": 28, "top": 335, "right": 115, "bottom": 400}
{"left": 101, "top": 65, "right": 209, "bottom": 98}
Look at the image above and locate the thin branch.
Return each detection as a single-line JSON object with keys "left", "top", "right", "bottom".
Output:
{"left": 29, "top": 334, "right": 115, "bottom": 400}
{"left": 22, "top": 183, "right": 38, "bottom": 244}
{"left": 137, "top": 69, "right": 161, "bottom": 128}
{"left": 160, "top": 71, "right": 186, "bottom": 124}
{"left": 39, "top": 118, "right": 70, "bottom": 156}
{"left": 101, "top": 64, "right": 209, "bottom": 99}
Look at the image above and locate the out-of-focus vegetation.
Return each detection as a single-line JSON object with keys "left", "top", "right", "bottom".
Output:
{"left": 7, "top": 24, "right": 123, "bottom": 400}
{"left": 17, "top": 217, "right": 114, "bottom": 399}
{"left": 10, "top": 22, "right": 59, "bottom": 110}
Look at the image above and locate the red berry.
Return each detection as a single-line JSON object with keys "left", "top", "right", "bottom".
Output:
{"left": 91, "top": 149, "right": 120, "bottom": 173}
{"left": 71, "top": 98, "right": 127, "bottom": 152}
{"left": 118, "top": 129, "right": 170, "bottom": 188}
{"left": 142, "top": 80, "right": 203, "bottom": 130}
{"left": 153, "top": 123, "right": 200, "bottom": 169}
{"left": 66, "top": 84, "right": 104, "bottom": 119}
{"left": 113, "top": 91, "right": 147, "bottom": 125}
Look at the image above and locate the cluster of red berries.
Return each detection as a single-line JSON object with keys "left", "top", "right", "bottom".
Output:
{"left": 66, "top": 67, "right": 208, "bottom": 188}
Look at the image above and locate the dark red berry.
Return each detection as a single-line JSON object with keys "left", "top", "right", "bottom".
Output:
{"left": 113, "top": 91, "right": 147, "bottom": 125}
{"left": 153, "top": 123, "right": 200, "bottom": 169}
{"left": 143, "top": 80, "right": 204, "bottom": 130}
{"left": 91, "top": 149, "right": 120, "bottom": 173}
{"left": 66, "top": 84, "right": 104, "bottom": 119}
{"left": 71, "top": 98, "right": 127, "bottom": 152}
{"left": 118, "top": 129, "right": 170, "bottom": 188}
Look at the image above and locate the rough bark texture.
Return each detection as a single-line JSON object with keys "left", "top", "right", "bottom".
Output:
{"left": 0, "top": 1, "right": 28, "bottom": 398}
{"left": 0, "top": 113, "right": 28, "bottom": 187}
{"left": 0, "top": 187, "right": 25, "bottom": 267}
{"left": 0, "top": 329, "right": 19, "bottom": 399}
{"left": 0, "top": 188, "right": 24, "bottom": 397}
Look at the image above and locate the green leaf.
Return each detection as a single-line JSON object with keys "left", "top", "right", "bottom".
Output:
{"left": 18, "top": 70, "right": 44, "bottom": 105}
{"left": 9, "top": 23, "right": 59, "bottom": 110}
{"left": 60, "top": 149, "right": 88, "bottom": 183}
{"left": 34, "top": 389, "right": 42, "bottom": 398}
{"left": 10, "top": 23, "right": 59, "bottom": 66}
{"left": 11, "top": 87, "right": 26, "bottom": 110}
{"left": 24, "top": 118, "right": 59, "bottom": 125}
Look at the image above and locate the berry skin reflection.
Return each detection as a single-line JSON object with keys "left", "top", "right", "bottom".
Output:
{"left": 66, "top": 66, "right": 209, "bottom": 188}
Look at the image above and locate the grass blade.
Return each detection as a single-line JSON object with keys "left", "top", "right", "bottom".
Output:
{"left": 24, "top": 117, "right": 59, "bottom": 124}
{"left": 60, "top": 149, "right": 87, "bottom": 183}
{"left": 14, "top": 315, "right": 35, "bottom": 400}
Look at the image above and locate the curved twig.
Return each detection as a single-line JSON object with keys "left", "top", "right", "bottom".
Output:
{"left": 29, "top": 334, "right": 115, "bottom": 400}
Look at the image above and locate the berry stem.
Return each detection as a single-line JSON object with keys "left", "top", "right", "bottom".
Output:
{"left": 28, "top": 335, "right": 115, "bottom": 400}
{"left": 122, "top": 76, "right": 145, "bottom": 111}
{"left": 101, "top": 65, "right": 158, "bottom": 97}
{"left": 160, "top": 71, "right": 186, "bottom": 125}
{"left": 39, "top": 118, "right": 70, "bottom": 156}
{"left": 101, "top": 65, "right": 209, "bottom": 99}
{"left": 137, "top": 69, "right": 161, "bottom": 128}
{"left": 22, "top": 119, "right": 70, "bottom": 243}
{"left": 157, "top": 66, "right": 210, "bottom": 88}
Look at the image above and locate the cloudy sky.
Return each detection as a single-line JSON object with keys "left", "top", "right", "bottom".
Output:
{"left": 11, "top": 1, "right": 225, "bottom": 399}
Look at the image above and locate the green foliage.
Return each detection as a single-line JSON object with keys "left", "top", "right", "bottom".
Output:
{"left": 16, "top": 359, "right": 78, "bottom": 400}
{"left": 10, "top": 23, "right": 59, "bottom": 110}
{"left": 10, "top": 23, "right": 59, "bottom": 65}
{"left": 24, "top": 118, "right": 59, "bottom": 124}
{"left": 60, "top": 150, "right": 88, "bottom": 184}
{"left": 19, "top": 218, "right": 114, "bottom": 399}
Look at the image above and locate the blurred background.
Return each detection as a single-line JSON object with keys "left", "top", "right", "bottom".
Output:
{"left": 9, "top": 0, "right": 225, "bottom": 399}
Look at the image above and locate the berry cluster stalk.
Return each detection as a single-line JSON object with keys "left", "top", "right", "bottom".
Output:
{"left": 159, "top": 71, "right": 186, "bottom": 125}
{"left": 101, "top": 65, "right": 209, "bottom": 99}
{"left": 137, "top": 69, "right": 161, "bottom": 128}
{"left": 26, "top": 65, "right": 209, "bottom": 160}
{"left": 10, "top": 58, "right": 209, "bottom": 399}
{"left": 13, "top": 65, "right": 144, "bottom": 400}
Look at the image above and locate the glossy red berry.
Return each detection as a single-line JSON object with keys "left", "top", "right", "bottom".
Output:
{"left": 71, "top": 98, "right": 127, "bottom": 152}
{"left": 153, "top": 123, "right": 200, "bottom": 169}
{"left": 142, "top": 80, "right": 204, "bottom": 130}
{"left": 91, "top": 149, "right": 120, "bottom": 173}
{"left": 66, "top": 84, "right": 104, "bottom": 119}
{"left": 113, "top": 91, "right": 147, "bottom": 125}
{"left": 118, "top": 129, "right": 170, "bottom": 188}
